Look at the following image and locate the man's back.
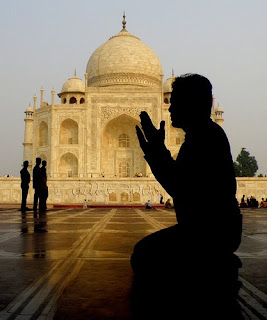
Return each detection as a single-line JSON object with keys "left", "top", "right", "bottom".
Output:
{"left": 33, "top": 165, "right": 41, "bottom": 189}
{"left": 174, "top": 120, "right": 237, "bottom": 215}
{"left": 173, "top": 119, "right": 241, "bottom": 252}
{"left": 20, "top": 167, "right": 30, "bottom": 188}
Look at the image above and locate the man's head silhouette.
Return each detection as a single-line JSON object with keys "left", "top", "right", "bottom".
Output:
{"left": 42, "top": 160, "right": 47, "bottom": 167}
{"left": 23, "top": 161, "right": 29, "bottom": 168}
{"left": 169, "top": 73, "right": 212, "bottom": 131}
{"left": 36, "top": 157, "right": 41, "bottom": 165}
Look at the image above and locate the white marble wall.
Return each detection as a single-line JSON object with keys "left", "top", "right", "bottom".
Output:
{"left": 0, "top": 177, "right": 167, "bottom": 205}
{"left": 236, "top": 177, "right": 267, "bottom": 203}
{"left": 1, "top": 177, "right": 267, "bottom": 205}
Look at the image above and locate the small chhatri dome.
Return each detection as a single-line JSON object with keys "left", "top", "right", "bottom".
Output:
{"left": 26, "top": 105, "right": 33, "bottom": 112}
{"left": 215, "top": 104, "right": 223, "bottom": 113}
{"left": 58, "top": 71, "right": 85, "bottom": 97}
{"left": 163, "top": 71, "right": 175, "bottom": 93}
{"left": 86, "top": 14, "right": 163, "bottom": 88}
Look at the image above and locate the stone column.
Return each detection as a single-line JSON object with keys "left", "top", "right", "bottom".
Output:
{"left": 40, "top": 88, "right": 44, "bottom": 107}
{"left": 51, "top": 89, "right": 55, "bottom": 107}
{"left": 33, "top": 94, "right": 37, "bottom": 113}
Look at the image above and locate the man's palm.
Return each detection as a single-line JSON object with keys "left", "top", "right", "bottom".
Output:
{"left": 136, "top": 111, "right": 165, "bottom": 154}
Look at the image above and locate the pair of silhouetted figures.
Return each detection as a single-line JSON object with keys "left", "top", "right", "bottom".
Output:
{"left": 130, "top": 74, "right": 243, "bottom": 319}
{"left": 20, "top": 158, "right": 48, "bottom": 213}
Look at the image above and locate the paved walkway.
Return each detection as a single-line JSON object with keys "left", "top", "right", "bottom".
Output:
{"left": 0, "top": 207, "right": 266, "bottom": 319}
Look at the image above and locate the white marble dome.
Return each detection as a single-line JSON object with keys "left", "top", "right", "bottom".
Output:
{"left": 60, "top": 75, "right": 85, "bottom": 95}
{"left": 86, "top": 25, "right": 163, "bottom": 88}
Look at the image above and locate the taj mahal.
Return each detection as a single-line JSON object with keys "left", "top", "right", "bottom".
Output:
{"left": 1, "top": 16, "right": 265, "bottom": 205}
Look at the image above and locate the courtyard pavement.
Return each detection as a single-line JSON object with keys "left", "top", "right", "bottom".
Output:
{"left": 0, "top": 206, "right": 266, "bottom": 319}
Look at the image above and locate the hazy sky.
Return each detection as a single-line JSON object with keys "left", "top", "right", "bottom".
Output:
{"left": 0, "top": 0, "right": 266, "bottom": 176}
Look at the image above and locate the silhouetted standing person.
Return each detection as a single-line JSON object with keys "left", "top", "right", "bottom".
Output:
{"left": 39, "top": 160, "right": 48, "bottom": 212}
{"left": 131, "top": 74, "right": 243, "bottom": 319}
{"left": 20, "top": 161, "right": 30, "bottom": 213}
{"left": 33, "top": 158, "right": 41, "bottom": 213}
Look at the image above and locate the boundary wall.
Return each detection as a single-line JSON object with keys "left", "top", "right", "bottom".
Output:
{"left": 1, "top": 177, "right": 267, "bottom": 205}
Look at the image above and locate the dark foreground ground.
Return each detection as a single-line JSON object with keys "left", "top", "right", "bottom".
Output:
{"left": 0, "top": 206, "right": 266, "bottom": 319}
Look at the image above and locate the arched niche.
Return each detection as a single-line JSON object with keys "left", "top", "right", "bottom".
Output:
{"left": 120, "top": 192, "right": 129, "bottom": 202}
{"left": 60, "top": 118, "right": 78, "bottom": 144}
{"left": 109, "top": 192, "right": 117, "bottom": 202}
{"left": 133, "top": 192, "right": 141, "bottom": 202}
{"left": 70, "top": 97, "right": 77, "bottom": 104}
{"left": 101, "top": 114, "right": 146, "bottom": 178}
{"left": 38, "top": 121, "right": 48, "bottom": 146}
{"left": 59, "top": 153, "right": 78, "bottom": 178}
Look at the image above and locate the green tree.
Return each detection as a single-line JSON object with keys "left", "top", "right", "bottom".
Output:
{"left": 234, "top": 148, "right": 258, "bottom": 177}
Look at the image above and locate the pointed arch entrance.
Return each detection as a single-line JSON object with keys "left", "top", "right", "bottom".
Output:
{"left": 101, "top": 114, "right": 146, "bottom": 177}
{"left": 60, "top": 119, "right": 78, "bottom": 145}
{"left": 59, "top": 153, "right": 78, "bottom": 177}
{"left": 38, "top": 121, "right": 48, "bottom": 146}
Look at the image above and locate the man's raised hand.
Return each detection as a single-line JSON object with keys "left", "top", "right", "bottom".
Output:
{"left": 136, "top": 111, "right": 165, "bottom": 154}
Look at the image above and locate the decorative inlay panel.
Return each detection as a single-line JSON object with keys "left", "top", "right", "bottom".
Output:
{"left": 101, "top": 107, "right": 145, "bottom": 125}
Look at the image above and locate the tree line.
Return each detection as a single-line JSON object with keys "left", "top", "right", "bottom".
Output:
{"left": 234, "top": 147, "right": 264, "bottom": 177}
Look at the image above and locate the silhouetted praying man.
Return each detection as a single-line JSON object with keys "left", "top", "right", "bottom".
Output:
{"left": 131, "top": 74, "right": 243, "bottom": 319}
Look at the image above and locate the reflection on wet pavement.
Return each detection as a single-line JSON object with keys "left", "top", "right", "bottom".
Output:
{"left": 0, "top": 207, "right": 266, "bottom": 319}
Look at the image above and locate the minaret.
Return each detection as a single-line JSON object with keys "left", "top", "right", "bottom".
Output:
{"left": 33, "top": 94, "right": 37, "bottom": 114}
{"left": 215, "top": 103, "right": 224, "bottom": 127}
{"left": 23, "top": 103, "right": 34, "bottom": 172}
{"left": 84, "top": 72, "right": 88, "bottom": 89}
{"left": 40, "top": 88, "right": 44, "bottom": 107}
{"left": 51, "top": 88, "right": 55, "bottom": 107}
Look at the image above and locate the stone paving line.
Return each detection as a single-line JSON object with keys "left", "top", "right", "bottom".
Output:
{"left": 0, "top": 208, "right": 266, "bottom": 319}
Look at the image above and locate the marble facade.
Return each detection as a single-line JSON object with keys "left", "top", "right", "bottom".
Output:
{"left": 8, "top": 16, "right": 243, "bottom": 206}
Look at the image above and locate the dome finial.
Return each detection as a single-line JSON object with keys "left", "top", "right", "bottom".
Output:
{"left": 122, "top": 12, "right": 126, "bottom": 30}
{"left": 172, "top": 68, "right": 174, "bottom": 77}
{"left": 74, "top": 68, "right": 77, "bottom": 77}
